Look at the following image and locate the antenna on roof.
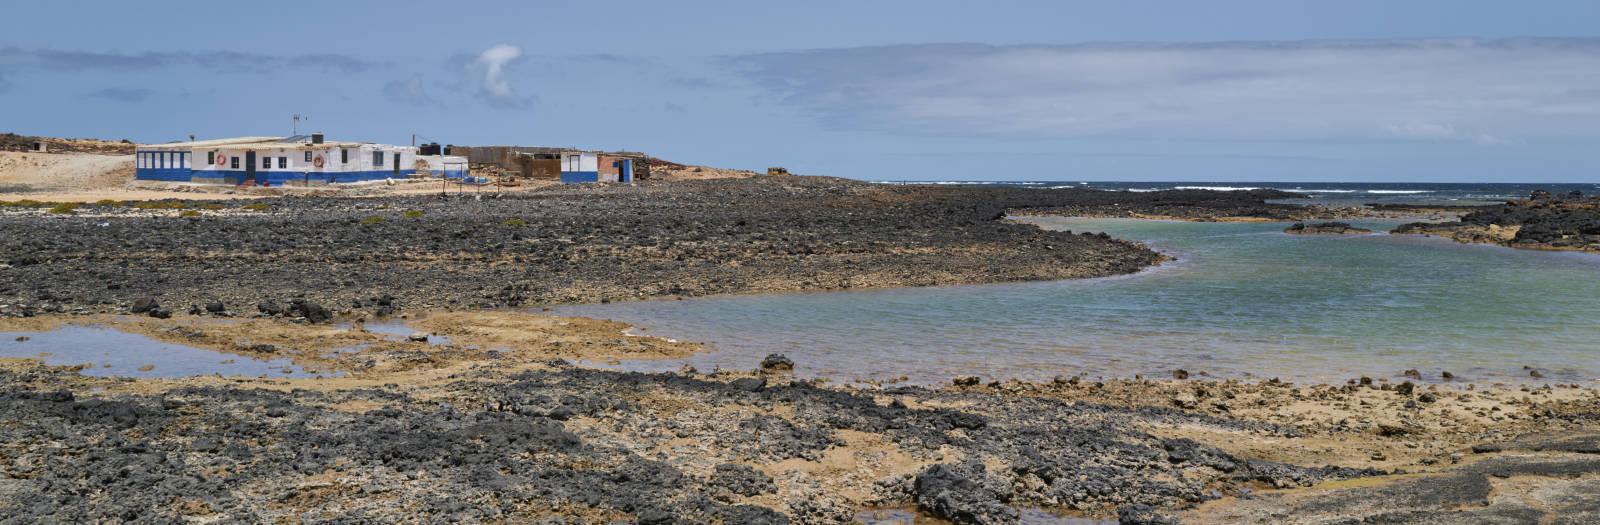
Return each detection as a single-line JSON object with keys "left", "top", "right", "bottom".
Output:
{"left": 292, "top": 114, "right": 309, "bottom": 135}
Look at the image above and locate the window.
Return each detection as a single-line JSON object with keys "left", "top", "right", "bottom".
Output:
{"left": 373, "top": 151, "right": 383, "bottom": 166}
{"left": 263, "top": 156, "right": 271, "bottom": 169}
{"left": 207, "top": 151, "right": 215, "bottom": 165}
{"left": 278, "top": 157, "right": 287, "bottom": 169}
{"left": 304, "top": 151, "right": 313, "bottom": 163}
{"left": 341, "top": 149, "right": 348, "bottom": 164}
{"left": 230, "top": 156, "right": 239, "bottom": 169}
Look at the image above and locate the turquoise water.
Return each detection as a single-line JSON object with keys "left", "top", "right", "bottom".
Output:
{"left": 555, "top": 218, "right": 1600, "bottom": 386}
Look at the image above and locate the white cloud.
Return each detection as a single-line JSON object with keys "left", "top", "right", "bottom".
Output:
{"left": 729, "top": 38, "right": 1600, "bottom": 143}
{"left": 474, "top": 43, "right": 525, "bottom": 106}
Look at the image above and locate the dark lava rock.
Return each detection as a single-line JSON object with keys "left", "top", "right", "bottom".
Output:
{"left": 953, "top": 376, "right": 981, "bottom": 387}
{"left": 1403, "top": 369, "right": 1422, "bottom": 380}
{"left": 729, "top": 377, "right": 766, "bottom": 392}
{"left": 1172, "top": 369, "right": 1189, "bottom": 380}
{"left": 1117, "top": 503, "right": 1180, "bottom": 525}
{"left": 290, "top": 301, "right": 331, "bottom": 323}
{"left": 1285, "top": 222, "right": 1373, "bottom": 235}
{"left": 708, "top": 463, "right": 776, "bottom": 497}
{"left": 637, "top": 509, "right": 676, "bottom": 525}
{"left": 205, "top": 301, "right": 226, "bottom": 313}
{"left": 0, "top": 178, "right": 1174, "bottom": 317}
{"left": 257, "top": 300, "right": 285, "bottom": 316}
{"left": 1393, "top": 190, "right": 1600, "bottom": 252}
{"left": 1163, "top": 438, "right": 1240, "bottom": 472}
{"left": 130, "top": 297, "right": 158, "bottom": 314}
{"left": 759, "top": 353, "right": 795, "bottom": 373}
{"left": 148, "top": 308, "right": 172, "bottom": 319}
{"left": 914, "top": 461, "right": 1018, "bottom": 525}
{"left": 1396, "top": 381, "right": 1415, "bottom": 396}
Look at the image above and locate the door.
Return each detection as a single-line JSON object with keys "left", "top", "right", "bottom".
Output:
{"left": 620, "top": 159, "right": 632, "bottom": 182}
{"left": 245, "top": 151, "right": 257, "bottom": 185}
{"left": 393, "top": 153, "right": 401, "bottom": 177}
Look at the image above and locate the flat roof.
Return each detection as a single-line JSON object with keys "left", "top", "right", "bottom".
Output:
{"left": 138, "top": 136, "right": 378, "bottom": 151}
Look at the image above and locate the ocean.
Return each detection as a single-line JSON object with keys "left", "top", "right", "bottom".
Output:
{"left": 554, "top": 182, "right": 1600, "bottom": 387}
{"left": 874, "top": 180, "right": 1600, "bottom": 207}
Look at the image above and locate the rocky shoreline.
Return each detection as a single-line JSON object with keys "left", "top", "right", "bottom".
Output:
{"left": 1, "top": 335, "right": 1596, "bottom": 524}
{"left": 1005, "top": 188, "right": 1364, "bottom": 222}
{"left": 1392, "top": 190, "right": 1600, "bottom": 253}
{"left": 3, "top": 178, "right": 1598, "bottom": 523}
{"left": 0, "top": 176, "right": 1192, "bottom": 320}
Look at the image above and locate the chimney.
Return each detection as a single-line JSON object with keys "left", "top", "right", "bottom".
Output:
{"left": 311, "top": 132, "right": 324, "bottom": 144}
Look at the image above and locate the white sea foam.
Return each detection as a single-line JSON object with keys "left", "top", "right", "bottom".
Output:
{"left": 1175, "top": 186, "right": 1261, "bottom": 191}
{"left": 1126, "top": 188, "right": 1161, "bottom": 192}
{"left": 1367, "top": 190, "right": 1434, "bottom": 194}
{"left": 1292, "top": 189, "right": 1359, "bottom": 193}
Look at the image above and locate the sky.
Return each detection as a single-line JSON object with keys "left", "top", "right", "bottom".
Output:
{"left": 3, "top": 1, "right": 1599, "bottom": 182}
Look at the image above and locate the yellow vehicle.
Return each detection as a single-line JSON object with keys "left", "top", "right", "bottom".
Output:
{"left": 766, "top": 166, "right": 790, "bottom": 176}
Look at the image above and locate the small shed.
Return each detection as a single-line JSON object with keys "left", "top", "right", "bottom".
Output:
{"left": 31, "top": 141, "right": 47, "bottom": 152}
{"left": 597, "top": 154, "right": 640, "bottom": 183}
{"left": 560, "top": 151, "right": 600, "bottom": 183}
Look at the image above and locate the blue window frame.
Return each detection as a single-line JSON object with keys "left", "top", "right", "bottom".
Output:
{"left": 278, "top": 157, "right": 287, "bottom": 169}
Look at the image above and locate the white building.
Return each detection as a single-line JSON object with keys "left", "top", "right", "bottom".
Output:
{"left": 135, "top": 134, "right": 466, "bottom": 186}
{"left": 560, "top": 151, "right": 600, "bottom": 183}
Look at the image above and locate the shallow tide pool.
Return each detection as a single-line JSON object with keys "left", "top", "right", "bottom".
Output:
{"left": 1, "top": 325, "right": 332, "bottom": 378}
{"left": 554, "top": 218, "right": 1600, "bottom": 386}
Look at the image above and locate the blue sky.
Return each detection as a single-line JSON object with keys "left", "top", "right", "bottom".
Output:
{"left": 3, "top": 1, "right": 1599, "bottom": 182}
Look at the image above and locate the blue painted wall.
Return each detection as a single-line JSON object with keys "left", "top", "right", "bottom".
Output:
{"left": 141, "top": 168, "right": 420, "bottom": 185}
{"left": 561, "top": 171, "right": 600, "bottom": 183}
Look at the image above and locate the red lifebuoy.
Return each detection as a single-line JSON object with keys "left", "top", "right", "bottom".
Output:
{"left": 216, "top": 154, "right": 227, "bottom": 166}
{"left": 313, "top": 156, "right": 324, "bottom": 168}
